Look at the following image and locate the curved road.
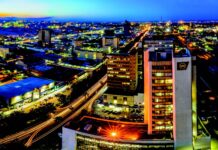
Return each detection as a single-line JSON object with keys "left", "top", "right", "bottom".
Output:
{"left": 0, "top": 75, "right": 107, "bottom": 145}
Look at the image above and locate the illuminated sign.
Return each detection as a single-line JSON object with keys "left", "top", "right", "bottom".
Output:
{"left": 177, "top": 62, "right": 189, "bottom": 70}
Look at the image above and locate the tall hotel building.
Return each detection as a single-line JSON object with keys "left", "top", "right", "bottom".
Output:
{"left": 144, "top": 39, "right": 193, "bottom": 148}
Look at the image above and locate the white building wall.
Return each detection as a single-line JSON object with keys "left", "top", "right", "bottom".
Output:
{"left": 172, "top": 56, "right": 193, "bottom": 149}
{"left": 62, "top": 127, "right": 77, "bottom": 150}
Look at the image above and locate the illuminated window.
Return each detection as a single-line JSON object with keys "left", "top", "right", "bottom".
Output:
{"left": 108, "top": 74, "right": 114, "bottom": 77}
{"left": 167, "top": 86, "right": 173, "bottom": 90}
{"left": 155, "top": 126, "right": 165, "bottom": 130}
{"left": 154, "top": 105, "right": 160, "bottom": 108}
{"left": 122, "top": 82, "right": 130, "bottom": 85}
{"left": 48, "top": 83, "right": 54, "bottom": 89}
{"left": 24, "top": 92, "right": 32, "bottom": 99}
{"left": 155, "top": 73, "right": 164, "bottom": 77}
{"left": 154, "top": 80, "right": 165, "bottom": 84}
{"left": 117, "top": 75, "right": 130, "bottom": 78}
{"left": 114, "top": 100, "right": 117, "bottom": 104}
{"left": 165, "top": 93, "right": 172, "bottom": 96}
{"left": 120, "top": 68, "right": 126, "bottom": 71}
{"left": 85, "top": 53, "right": 88, "bottom": 58}
{"left": 93, "top": 53, "right": 96, "bottom": 59}
{"left": 155, "top": 98, "right": 159, "bottom": 102}
{"left": 11, "top": 96, "right": 22, "bottom": 105}
{"left": 165, "top": 79, "right": 172, "bottom": 84}
{"left": 155, "top": 93, "right": 164, "bottom": 96}
{"left": 157, "top": 121, "right": 163, "bottom": 125}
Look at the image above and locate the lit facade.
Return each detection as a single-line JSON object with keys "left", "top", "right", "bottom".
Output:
{"left": 0, "top": 77, "right": 55, "bottom": 107}
{"left": 107, "top": 53, "right": 138, "bottom": 92}
{"left": 144, "top": 46, "right": 173, "bottom": 134}
{"left": 144, "top": 39, "right": 193, "bottom": 148}
{"left": 0, "top": 47, "right": 9, "bottom": 59}
{"left": 103, "top": 93, "right": 144, "bottom": 106}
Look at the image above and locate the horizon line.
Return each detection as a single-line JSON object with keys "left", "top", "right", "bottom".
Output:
{"left": 0, "top": 16, "right": 218, "bottom": 23}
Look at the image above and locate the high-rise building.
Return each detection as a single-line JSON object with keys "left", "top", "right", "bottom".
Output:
{"left": 107, "top": 52, "right": 138, "bottom": 92}
{"left": 144, "top": 39, "right": 193, "bottom": 148}
{"left": 172, "top": 49, "right": 192, "bottom": 149}
{"left": 123, "top": 20, "right": 131, "bottom": 36}
{"left": 38, "top": 29, "right": 51, "bottom": 47}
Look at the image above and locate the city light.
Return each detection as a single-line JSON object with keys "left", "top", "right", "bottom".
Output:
{"left": 0, "top": 1, "right": 217, "bottom": 149}
{"left": 110, "top": 131, "right": 117, "bottom": 137}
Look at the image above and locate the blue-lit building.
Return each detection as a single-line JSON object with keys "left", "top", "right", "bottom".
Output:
{"left": 0, "top": 77, "right": 55, "bottom": 108}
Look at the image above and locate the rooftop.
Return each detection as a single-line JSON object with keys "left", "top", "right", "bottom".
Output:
{"left": 33, "top": 53, "right": 62, "bottom": 61}
{"left": 173, "top": 48, "right": 191, "bottom": 58}
{"left": 40, "top": 65, "right": 84, "bottom": 81}
{"left": 65, "top": 115, "right": 172, "bottom": 141}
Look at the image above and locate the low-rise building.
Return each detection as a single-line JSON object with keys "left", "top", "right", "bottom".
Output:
{"left": 0, "top": 77, "right": 55, "bottom": 108}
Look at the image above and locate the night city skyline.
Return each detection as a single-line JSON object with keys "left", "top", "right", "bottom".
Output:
{"left": 0, "top": 0, "right": 218, "bottom": 21}
{"left": 0, "top": 1, "right": 218, "bottom": 150}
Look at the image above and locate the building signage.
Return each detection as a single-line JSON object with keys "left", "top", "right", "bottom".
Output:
{"left": 177, "top": 62, "right": 189, "bottom": 70}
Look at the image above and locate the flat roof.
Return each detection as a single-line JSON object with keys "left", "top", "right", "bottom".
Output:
{"left": 41, "top": 65, "right": 84, "bottom": 81}
{"left": 173, "top": 48, "right": 191, "bottom": 58}
{"left": 34, "top": 53, "right": 62, "bottom": 61}
{"left": 32, "top": 65, "right": 54, "bottom": 72}
{"left": 65, "top": 116, "right": 172, "bottom": 140}
{"left": 0, "top": 77, "right": 54, "bottom": 100}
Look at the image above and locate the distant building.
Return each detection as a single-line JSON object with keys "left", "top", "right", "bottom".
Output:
{"left": 102, "top": 29, "right": 119, "bottom": 48}
{"left": 123, "top": 20, "right": 131, "bottom": 36}
{"left": 74, "top": 36, "right": 88, "bottom": 47}
{"left": 38, "top": 29, "right": 51, "bottom": 47}
{"left": 0, "top": 47, "right": 9, "bottom": 59}
{"left": 0, "top": 36, "right": 4, "bottom": 45}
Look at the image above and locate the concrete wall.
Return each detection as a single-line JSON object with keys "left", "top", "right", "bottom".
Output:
{"left": 62, "top": 127, "right": 77, "bottom": 150}
{"left": 172, "top": 56, "right": 193, "bottom": 149}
